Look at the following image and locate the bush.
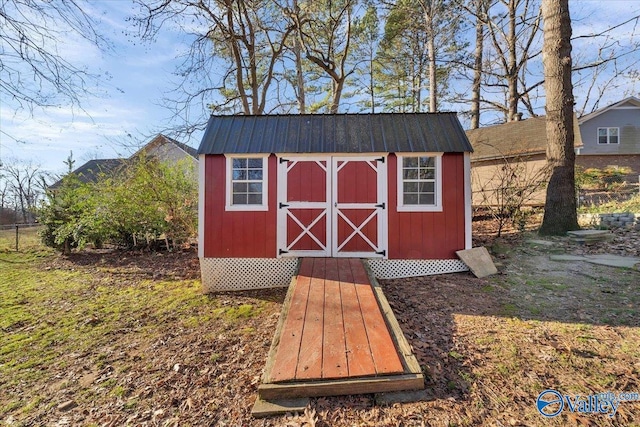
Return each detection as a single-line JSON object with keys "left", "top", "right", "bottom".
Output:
{"left": 38, "top": 157, "right": 197, "bottom": 253}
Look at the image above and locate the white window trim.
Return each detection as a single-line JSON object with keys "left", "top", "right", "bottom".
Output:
{"left": 597, "top": 127, "right": 620, "bottom": 144}
{"left": 225, "top": 154, "right": 269, "bottom": 211}
{"left": 396, "top": 153, "right": 443, "bottom": 212}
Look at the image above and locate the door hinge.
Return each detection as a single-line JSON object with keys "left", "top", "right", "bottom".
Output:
{"left": 279, "top": 157, "right": 289, "bottom": 164}
{"left": 376, "top": 157, "right": 385, "bottom": 163}
{"left": 375, "top": 202, "right": 385, "bottom": 209}
{"left": 279, "top": 249, "right": 289, "bottom": 255}
{"left": 376, "top": 249, "right": 386, "bottom": 256}
{"left": 279, "top": 202, "right": 290, "bottom": 209}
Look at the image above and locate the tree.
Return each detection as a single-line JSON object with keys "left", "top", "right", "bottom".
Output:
{"left": 0, "top": 0, "right": 106, "bottom": 110}
{"left": 538, "top": 0, "right": 578, "bottom": 235}
{"left": 469, "top": 0, "right": 488, "bottom": 128}
{"left": 289, "top": 0, "right": 358, "bottom": 113}
{"left": 134, "top": 0, "right": 293, "bottom": 124}
{"left": 346, "top": 3, "right": 381, "bottom": 112}
{"left": 2, "top": 160, "right": 46, "bottom": 223}
{"left": 482, "top": 0, "right": 542, "bottom": 122}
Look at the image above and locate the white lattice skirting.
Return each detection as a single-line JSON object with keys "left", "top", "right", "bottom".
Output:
{"left": 367, "top": 259, "right": 469, "bottom": 280}
{"left": 200, "top": 257, "right": 299, "bottom": 292}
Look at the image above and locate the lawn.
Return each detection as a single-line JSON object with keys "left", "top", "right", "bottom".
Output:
{"left": 1, "top": 227, "right": 639, "bottom": 426}
{"left": 0, "top": 225, "right": 43, "bottom": 252}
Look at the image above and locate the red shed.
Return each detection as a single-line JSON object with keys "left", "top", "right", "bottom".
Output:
{"left": 197, "top": 113, "right": 473, "bottom": 292}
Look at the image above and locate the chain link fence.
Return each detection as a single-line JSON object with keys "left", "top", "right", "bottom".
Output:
{"left": 0, "top": 224, "right": 43, "bottom": 251}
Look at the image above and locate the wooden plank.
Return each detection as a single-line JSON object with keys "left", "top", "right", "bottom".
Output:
{"left": 339, "top": 261, "right": 376, "bottom": 377}
{"left": 269, "top": 260, "right": 311, "bottom": 383}
{"left": 295, "top": 259, "right": 325, "bottom": 380}
{"left": 322, "top": 259, "right": 348, "bottom": 379}
{"left": 350, "top": 259, "right": 404, "bottom": 375}
{"left": 251, "top": 397, "right": 309, "bottom": 418}
{"left": 258, "top": 373, "right": 424, "bottom": 400}
{"left": 363, "top": 262, "right": 423, "bottom": 376}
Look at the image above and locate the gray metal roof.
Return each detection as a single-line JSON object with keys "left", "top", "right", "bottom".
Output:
{"left": 197, "top": 113, "right": 473, "bottom": 154}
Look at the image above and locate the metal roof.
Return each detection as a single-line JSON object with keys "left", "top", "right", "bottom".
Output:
{"left": 197, "top": 113, "right": 473, "bottom": 154}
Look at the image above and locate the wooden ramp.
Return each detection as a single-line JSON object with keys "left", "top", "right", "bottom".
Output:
{"left": 255, "top": 258, "right": 423, "bottom": 412}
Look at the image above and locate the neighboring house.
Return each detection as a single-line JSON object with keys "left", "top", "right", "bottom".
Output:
{"left": 197, "top": 113, "right": 474, "bottom": 292}
{"left": 50, "top": 134, "right": 198, "bottom": 189}
{"left": 576, "top": 96, "right": 640, "bottom": 182}
{"left": 131, "top": 134, "right": 198, "bottom": 169}
{"left": 466, "top": 115, "right": 582, "bottom": 206}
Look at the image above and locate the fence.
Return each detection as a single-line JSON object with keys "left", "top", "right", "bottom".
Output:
{"left": 0, "top": 223, "right": 43, "bottom": 251}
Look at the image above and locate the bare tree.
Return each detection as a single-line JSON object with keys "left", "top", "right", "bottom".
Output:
{"left": 470, "top": 0, "right": 488, "bottom": 128}
{"left": 539, "top": 0, "right": 578, "bottom": 235}
{"left": 134, "top": 0, "right": 294, "bottom": 125}
{"left": 3, "top": 160, "right": 47, "bottom": 223}
{"left": 0, "top": 0, "right": 107, "bottom": 111}
{"left": 482, "top": 0, "right": 542, "bottom": 122}
{"left": 288, "top": 0, "right": 358, "bottom": 113}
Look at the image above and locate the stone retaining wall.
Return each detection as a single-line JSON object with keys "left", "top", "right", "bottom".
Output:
{"left": 578, "top": 212, "right": 640, "bottom": 230}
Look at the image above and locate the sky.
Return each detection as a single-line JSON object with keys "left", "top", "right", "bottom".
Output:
{"left": 0, "top": 0, "right": 638, "bottom": 176}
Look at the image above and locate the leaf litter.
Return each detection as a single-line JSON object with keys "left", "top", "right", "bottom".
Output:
{"left": 1, "top": 223, "right": 639, "bottom": 426}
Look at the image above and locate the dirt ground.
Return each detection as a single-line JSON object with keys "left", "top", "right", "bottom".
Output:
{"left": 1, "top": 222, "right": 639, "bottom": 426}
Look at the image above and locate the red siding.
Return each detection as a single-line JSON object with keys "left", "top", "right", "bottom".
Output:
{"left": 387, "top": 153, "right": 465, "bottom": 259}
{"left": 203, "top": 153, "right": 466, "bottom": 260}
{"left": 203, "top": 155, "right": 277, "bottom": 258}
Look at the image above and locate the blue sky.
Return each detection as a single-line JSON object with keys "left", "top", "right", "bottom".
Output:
{"left": 0, "top": 0, "right": 638, "bottom": 175}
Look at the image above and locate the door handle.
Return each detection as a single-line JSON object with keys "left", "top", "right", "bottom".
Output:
{"left": 334, "top": 202, "right": 337, "bottom": 208}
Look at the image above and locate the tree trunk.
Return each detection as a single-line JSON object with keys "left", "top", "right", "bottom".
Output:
{"left": 425, "top": 3, "right": 437, "bottom": 112}
{"left": 330, "top": 78, "right": 345, "bottom": 114}
{"left": 471, "top": 0, "right": 486, "bottom": 129}
{"left": 539, "top": 0, "right": 579, "bottom": 235}
{"left": 507, "top": 0, "right": 518, "bottom": 121}
{"left": 294, "top": 31, "right": 306, "bottom": 114}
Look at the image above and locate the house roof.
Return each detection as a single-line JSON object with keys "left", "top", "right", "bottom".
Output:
{"left": 49, "top": 158, "right": 126, "bottom": 189}
{"left": 49, "top": 134, "right": 196, "bottom": 190}
{"left": 197, "top": 113, "right": 473, "bottom": 155}
{"left": 466, "top": 115, "right": 583, "bottom": 162}
{"left": 579, "top": 96, "right": 640, "bottom": 124}
{"left": 132, "top": 134, "right": 198, "bottom": 159}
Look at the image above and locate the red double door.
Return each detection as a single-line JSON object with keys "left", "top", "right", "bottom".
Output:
{"left": 277, "top": 156, "right": 387, "bottom": 258}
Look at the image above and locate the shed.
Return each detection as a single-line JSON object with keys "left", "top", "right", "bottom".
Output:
{"left": 197, "top": 113, "right": 474, "bottom": 292}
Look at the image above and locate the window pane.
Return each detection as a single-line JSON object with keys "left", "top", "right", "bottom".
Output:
{"left": 248, "top": 183, "right": 262, "bottom": 193}
{"left": 248, "top": 194, "right": 262, "bottom": 205}
{"left": 419, "top": 193, "right": 435, "bottom": 205}
{"left": 420, "top": 182, "right": 435, "bottom": 193}
{"left": 419, "top": 157, "right": 434, "bottom": 168}
{"left": 598, "top": 135, "right": 608, "bottom": 144}
{"left": 404, "top": 182, "right": 419, "bottom": 193}
{"left": 233, "top": 183, "right": 248, "bottom": 193}
{"left": 403, "top": 168, "right": 418, "bottom": 179}
{"left": 419, "top": 169, "right": 435, "bottom": 180}
{"left": 403, "top": 157, "right": 418, "bottom": 167}
{"left": 404, "top": 194, "right": 419, "bottom": 205}
{"left": 609, "top": 128, "right": 618, "bottom": 136}
{"left": 598, "top": 128, "right": 607, "bottom": 137}
{"left": 610, "top": 135, "right": 619, "bottom": 144}
{"left": 232, "top": 158, "right": 247, "bottom": 168}
{"left": 248, "top": 169, "right": 263, "bottom": 180}
{"left": 233, "top": 194, "right": 247, "bottom": 205}
{"left": 248, "top": 158, "right": 262, "bottom": 168}
{"left": 233, "top": 169, "right": 247, "bottom": 180}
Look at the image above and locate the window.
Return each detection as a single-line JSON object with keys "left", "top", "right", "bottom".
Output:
{"left": 225, "top": 155, "right": 268, "bottom": 211}
{"left": 598, "top": 127, "right": 619, "bottom": 144}
{"left": 397, "top": 154, "right": 442, "bottom": 212}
